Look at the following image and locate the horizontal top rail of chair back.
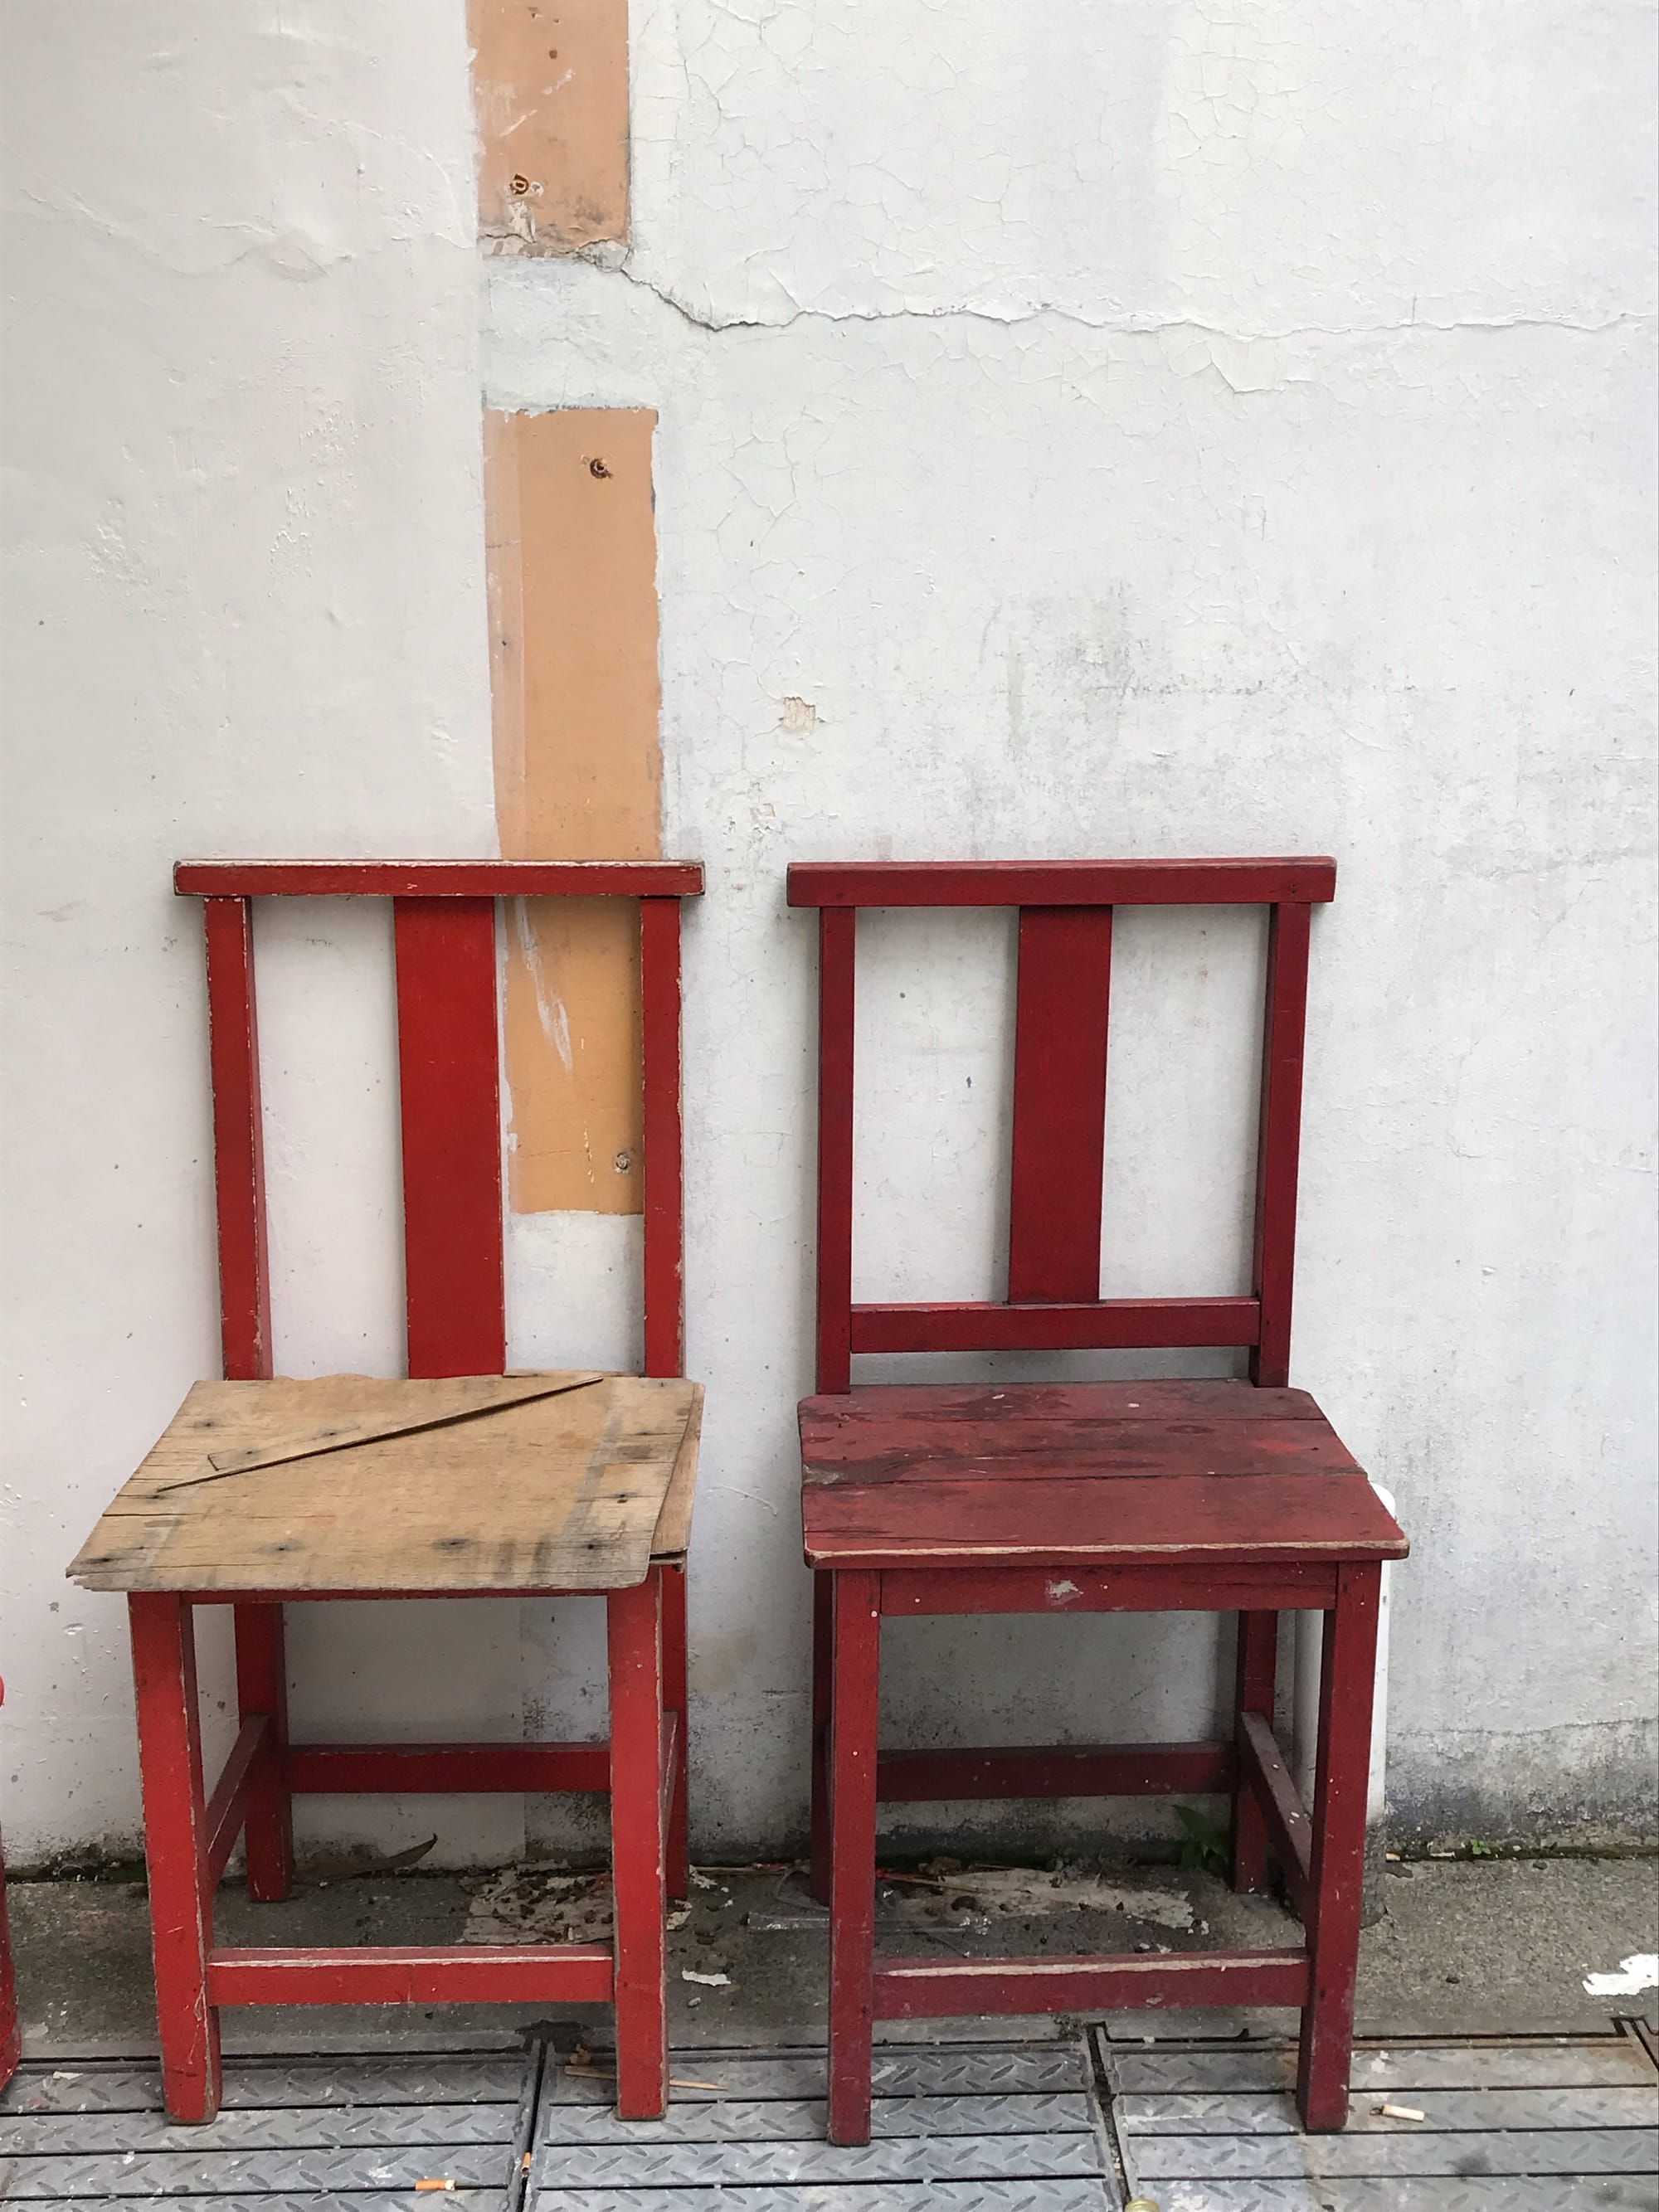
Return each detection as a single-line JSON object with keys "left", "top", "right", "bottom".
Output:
{"left": 179, "top": 860, "right": 704, "bottom": 1387}
{"left": 786, "top": 857, "right": 1335, "bottom": 1393}
{"left": 786, "top": 857, "right": 1335, "bottom": 909}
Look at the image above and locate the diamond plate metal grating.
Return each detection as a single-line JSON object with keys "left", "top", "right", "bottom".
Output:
{"left": 3, "top": 2032, "right": 1652, "bottom": 2207}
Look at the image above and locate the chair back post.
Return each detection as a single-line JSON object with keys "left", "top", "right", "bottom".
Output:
{"left": 1250, "top": 899, "right": 1315, "bottom": 1388}
{"left": 640, "top": 895, "right": 687, "bottom": 1379}
{"left": 181, "top": 860, "right": 704, "bottom": 1386}
{"left": 202, "top": 897, "right": 273, "bottom": 1382}
{"left": 788, "top": 858, "right": 1335, "bottom": 1394}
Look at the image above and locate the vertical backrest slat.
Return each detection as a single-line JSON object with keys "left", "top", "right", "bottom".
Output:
{"left": 816, "top": 907, "right": 858, "bottom": 1393}
{"left": 202, "top": 897, "right": 273, "bottom": 1381}
{"left": 1007, "top": 906, "right": 1114, "bottom": 1303}
{"left": 640, "top": 897, "right": 686, "bottom": 1378}
{"left": 1250, "top": 899, "right": 1313, "bottom": 1388}
{"left": 393, "top": 896, "right": 507, "bottom": 1378}
{"left": 789, "top": 858, "right": 1333, "bottom": 1384}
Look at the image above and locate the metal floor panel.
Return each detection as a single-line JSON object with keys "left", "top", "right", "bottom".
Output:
{"left": 530, "top": 2039, "right": 1117, "bottom": 2204}
{"left": 529, "top": 2190, "right": 1113, "bottom": 2212}
{"left": 1099, "top": 2029, "right": 1659, "bottom": 2210}
{"left": 1153, "top": 2184, "right": 1659, "bottom": 2212}
{"left": 4, "top": 2031, "right": 1651, "bottom": 2208}
{"left": 546, "top": 2043, "right": 1088, "bottom": 2104}
{"left": 542, "top": 2090, "right": 1097, "bottom": 2141}
{"left": 0, "top": 2053, "right": 533, "bottom": 2205}
{"left": 0, "top": 2054, "right": 528, "bottom": 2112}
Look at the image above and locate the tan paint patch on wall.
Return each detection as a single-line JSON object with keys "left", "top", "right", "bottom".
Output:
{"left": 487, "top": 408, "right": 662, "bottom": 1215}
{"left": 470, "top": 0, "right": 629, "bottom": 252}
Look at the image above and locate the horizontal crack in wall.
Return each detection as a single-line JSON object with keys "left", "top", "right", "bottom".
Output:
{"left": 596, "top": 257, "right": 1654, "bottom": 344}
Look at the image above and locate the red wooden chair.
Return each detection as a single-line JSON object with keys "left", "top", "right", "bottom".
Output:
{"left": 0, "top": 1679, "right": 17, "bottom": 2093}
{"left": 69, "top": 859, "right": 703, "bottom": 2125}
{"left": 790, "top": 858, "right": 1408, "bottom": 2144}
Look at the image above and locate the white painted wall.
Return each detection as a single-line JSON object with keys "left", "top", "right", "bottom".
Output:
{"left": 3, "top": 0, "right": 1655, "bottom": 1865}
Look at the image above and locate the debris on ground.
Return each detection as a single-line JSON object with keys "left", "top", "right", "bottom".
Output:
{"left": 462, "top": 1863, "right": 612, "bottom": 1943}
{"left": 463, "top": 1855, "right": 1199, "bottom": 1946}
{"left": 302, "top": 1835, "right": 437, "bottom": 1885}
{"left": 682, "top": 1966, "right": 732, "bottom": 1986}
{"left": 886, "top": 1864, "right": 1196, "bottom": 1933}
{"left": 1377, "top": 2103, "right": 1426, "bottom": 2121}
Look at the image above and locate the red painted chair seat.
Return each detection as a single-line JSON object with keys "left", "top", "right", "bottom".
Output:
{"left": 800, "top": 1382, "right": 1405, "bottom": 1570}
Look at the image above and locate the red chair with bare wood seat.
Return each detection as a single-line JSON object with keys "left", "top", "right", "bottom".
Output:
{"left": 790, "top": 857, "right": 1408, "bottom": 2145}
{"left": 69, "top": 859, "right": 703, "bottom": 2125}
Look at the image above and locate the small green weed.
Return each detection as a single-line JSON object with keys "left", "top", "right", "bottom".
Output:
{"left": 1174, "top": 1803, "right": 1231, "bottom": 1879}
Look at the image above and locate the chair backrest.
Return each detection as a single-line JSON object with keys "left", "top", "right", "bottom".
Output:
{"left": 178, "top": 859, "right": 703, "bottom": 1383}
{"left": 786, "top": 858, "right": 1335, "bottom": 1394}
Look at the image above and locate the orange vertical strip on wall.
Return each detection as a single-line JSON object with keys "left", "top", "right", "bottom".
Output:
{"left": 469, "top": 0, "right": 630, "bottom": 252}
{"left": 487, "top": 408, "right": 663, "bottom": 1215}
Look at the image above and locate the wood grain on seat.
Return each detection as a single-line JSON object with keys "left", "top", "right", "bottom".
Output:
{"left": 800, "top": 1382, "right": 1404, "bottom": 1568}
{"left": 69, "top": 1371, "right": 702, "bottom": 1595}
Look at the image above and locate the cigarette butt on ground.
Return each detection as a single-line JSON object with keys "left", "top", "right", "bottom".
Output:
{"left": 415, "top": 2185, "right": 458, "bottom": 2195}
{"left": 1377, "top": 2103, "right": 1427, "bottom": 2122}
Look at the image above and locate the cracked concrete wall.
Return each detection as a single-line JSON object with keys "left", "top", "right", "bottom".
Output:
{"left": 495, "top": 0, "right": 1659, "bottom": 1854}
{"left": 2, "top": 0, "right": 1655, "bottom": 1866}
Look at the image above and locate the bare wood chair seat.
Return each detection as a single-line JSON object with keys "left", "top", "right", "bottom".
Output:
{"left": 71, "top": 1373, "right": 702, "bottom": 1597}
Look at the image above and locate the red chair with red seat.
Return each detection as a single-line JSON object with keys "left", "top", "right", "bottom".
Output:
{"left": 790, "top": 857, "right": 1408, "bottom": 2145}
{"left": 69, "top": 859, "right": 703, "bottom": 2124}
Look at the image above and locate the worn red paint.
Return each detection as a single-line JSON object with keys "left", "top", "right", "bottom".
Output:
{"left": 878, "top": 1741, "right": 1234, "bottom": 1800}
{"left": 851, "top": 1294, "right": 1261, "bottom": 1355}
{"left": 793, "top": 856, "right": 1406, "bottom": 2145}
{"left": 609, "top": 1569, "right": 669, "bottom": 2118}
{"left": 641, "top": 896, "right": 686, "bottom": 1381}
{"left": 209, "top": 1943, "right": 615, "bottom": 2005}
{"left": 178, "top": 860, "right": 703, "bottom": 898}
{"left": 873, "top": 1949, "right": 1312, "bottom": 2018}
{"left": 1232, "top": 1612, "right": 1281, "bottom": 1894}
{"left": 394, "top": 896, "right": 507, "bottom": 1378}
{"left": 1008, "top": 906, "right": 1113, "bottom": 1303}
{"left": 815, "top": 907, "right": 857, "bottom": 1395}
{"left": 129, "top": 1593, "right": 222, "bottom": 2122}
{"left": 125, "top": 860, "right": 702, "bottom": 2123}
{"left": 827, "top": 1571, "right": 881, "bottom": 2145}
{"left": 232, "top": 1602, "right": 291, "bottom": 1903}
{"left": 1238, "top": 1707, "right": 1313, "bottom": 1916}
{"left": 661, "top": 1563, "right": 690, "bottom": 1901}
{"left": 202, "top": 897, "right": 272, "bottom": 1383}
{"left": 1253, "top": 897, "right": 1313, "bottom": 1389}
{"left": 1298, "top": 1561, "right": 1384, "bottom": 2127}
{"left": 788, "top": 857, "right": 1337, "bottom": 907}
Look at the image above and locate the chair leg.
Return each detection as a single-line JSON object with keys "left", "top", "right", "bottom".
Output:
{"left": 608, "top": 1569, "right": 669, "bottom": 2121}
{"left": 129, "top": 1594, "right": 222, "bottom": 2124}
{"left": 810, "top": 1572, "right": 834, "bottom": 1907}
{"left": 1297, "top": 1562, "right": 1382, "bottom": 2132}
{"left": 234, "top": 1602, "right": 293, "bottom": 1903}
{"left": 663, "top": 1564, "right": 690, "bottom": 1903}
{"left": 1232, "top": 1609, "right": 1278, "bottom": 1893}
{"left": 826, "top": 1570, "right": 882, "bottom": 2147}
